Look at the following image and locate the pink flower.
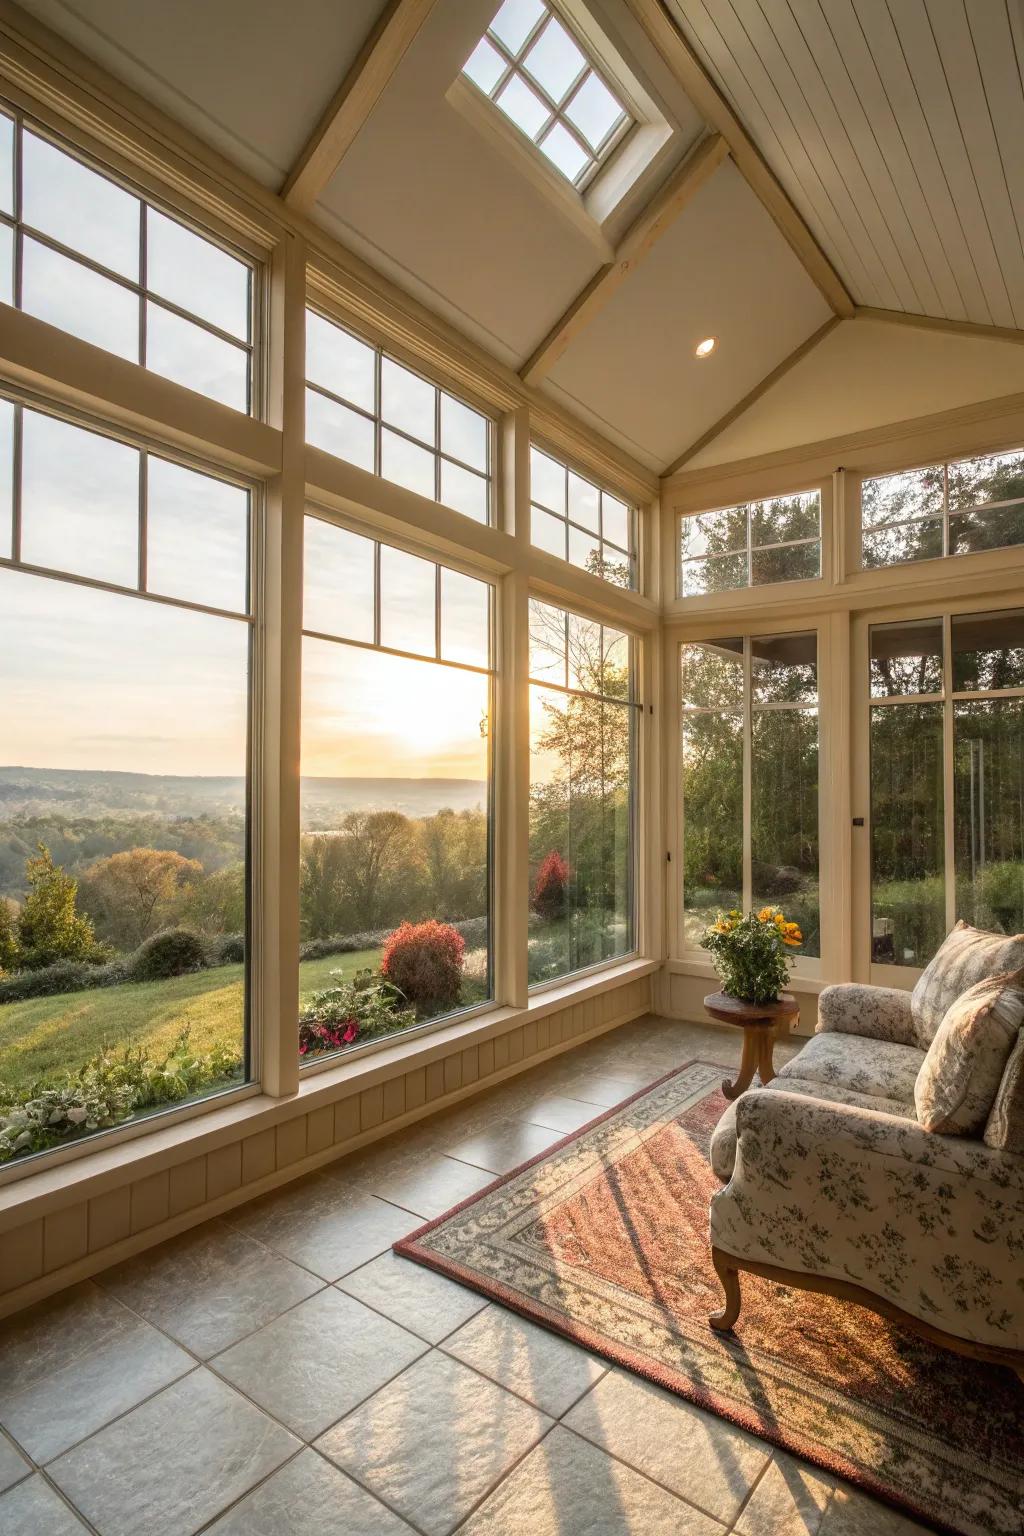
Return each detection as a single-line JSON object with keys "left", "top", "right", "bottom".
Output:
{"left": 343, "top": 1021, "right": 359, "bottom": 1044}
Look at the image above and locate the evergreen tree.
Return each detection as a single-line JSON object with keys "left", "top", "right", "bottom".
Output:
{"left": 17, "top": 844, "right": 100, "bottom": 970}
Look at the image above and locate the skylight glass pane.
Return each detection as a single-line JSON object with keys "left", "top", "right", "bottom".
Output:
{"left": 496, "top": 74, "right": 551, "bottom": 141}
{"left": 539, "top": 121, "right": 590, "bottom": 182}
{"left": 463, "top": 37, "right": 506, "bottom": 95}
{"left": 489, "top": 0, "right": 545, "bottom": 54}
{"left": 523, "top": 17, "right": 585, "bottom": 103}
{"left": 565, "top": 70, "right": 625, "bottom": 151}
{"left": 22, "top": 130, "right": 140, "bottom": 280}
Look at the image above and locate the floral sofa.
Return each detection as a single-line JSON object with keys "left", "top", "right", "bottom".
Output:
{"left": 708, "top": 922, "right": 1024, "bottom": 1377}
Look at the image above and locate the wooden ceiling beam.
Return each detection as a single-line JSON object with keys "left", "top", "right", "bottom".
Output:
{"left": 661, "top": 316, "right": 841, "bottom": 477}
{"left": 855, "top": 306, "right": 1024, "bottom": 346}
{"left": 623, "top": 0, "right": 854, "bottom": 319}
{"left": 521, "top": 131, "right": 729, "bottom": 387}
{"left": 282, "top": 0, "right": 439, "bottom": 215}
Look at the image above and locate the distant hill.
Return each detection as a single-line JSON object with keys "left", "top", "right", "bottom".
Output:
{"left": 0, "top": 767, "right": 487, "bottom": 826}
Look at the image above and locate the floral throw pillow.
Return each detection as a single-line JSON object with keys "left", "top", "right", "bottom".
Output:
{"left": 910, "top": 920, "right": 1024, "bottom": 1046}
{"left": 984, "top": 1030, "right": 1024, "bottom": 1154}
{"left": 915, "top": 969, "right": 1024, "bottom": 1135}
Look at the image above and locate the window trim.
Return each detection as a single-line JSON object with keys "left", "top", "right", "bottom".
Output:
{"left": 529, "top": 437, "right": 638, "bottom": 591}
{"left": 0, "top": 103, "right": 260, "bottom": 417}
{"left": 678, "top": 487, "right": 823, "bottom": 600}
{"left": 858, "top": 444, "right": 1024, "bottom": 572}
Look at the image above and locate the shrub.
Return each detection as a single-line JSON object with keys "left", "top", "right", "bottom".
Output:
{"left": 298, "top": 928, "right": 389, "bottom": 962}
{"left": 128, "top": 927, "right": 208, "bottom": 982}
{"left": 299, "top": 969, "right": 415, "bottom": 1056}
{"left": 214, "top": 933, "right": 246, "bottom": 965}
{"left": 380, "top": 921, "right": 465, "bottom": 1014}
{"left": 531, "top": 851, "right": 569, "bottom": 921}
{"left": 0, "top": 959, "right": 126, "bottom": 1004}
{"left": 17, "top": 844, "right": 105, "bottom": 971}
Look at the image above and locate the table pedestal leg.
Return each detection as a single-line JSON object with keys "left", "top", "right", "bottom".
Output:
{"left": 756, "top": 1028, "right": 777, "bottom": 1085}
{"left": 722, "top": 1026, "right": 760, "bottom": 1101}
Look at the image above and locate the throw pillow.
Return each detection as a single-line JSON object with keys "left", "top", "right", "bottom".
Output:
{"left": 984, "top": 1029, "right": 1024, "bottom": 1154}
{"left": 915, "top": 969, "right": 1024, "bottom": 1135}
{"left": 910, "top": 921, "right": 1024, "bottom": 1047}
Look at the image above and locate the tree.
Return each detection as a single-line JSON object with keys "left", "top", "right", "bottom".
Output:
{"left": 0, "top": 898, "right": 20, "bottom": 974}
{"left": 17, "top": 844, "right": 100, "bottom": 970}
{"left": 531, "top": 850, "right": 568, "bottom": 920}
{"left": 79, "top": 848, "right": 202, "bottom": 950}
{"left": 183, "top": 863, "right": 246, "bottom": 936}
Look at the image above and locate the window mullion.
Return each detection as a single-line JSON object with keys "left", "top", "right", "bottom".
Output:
{"left": 742, "top": 637, "right": 753, "bottom": 912}
{"left": 942, "top": 611, "right": 957, "bottom": 935}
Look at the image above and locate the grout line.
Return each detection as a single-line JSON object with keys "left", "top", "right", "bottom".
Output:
{"left": 552, "top": 1420, "right": 733, "bottom": 1530}
{"left": 725, "top": 1451, "right": 774, "bottom": 1534}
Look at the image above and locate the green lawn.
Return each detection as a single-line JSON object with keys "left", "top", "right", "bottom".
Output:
{"left": 0, "top": 948, "right": 381, "bottom": 1094}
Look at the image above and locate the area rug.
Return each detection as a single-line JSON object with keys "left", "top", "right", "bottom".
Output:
{"left": 395, "top": 1060, "right": 1024, "bottom": 1536}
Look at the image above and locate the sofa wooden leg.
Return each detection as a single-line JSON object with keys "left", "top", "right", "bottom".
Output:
{"left": 709, "top": 1247, "right": 741, "bottom": 1332}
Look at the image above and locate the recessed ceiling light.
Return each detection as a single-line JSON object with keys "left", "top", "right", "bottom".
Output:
{"left": 695, "top": 336, "right": 717, "bottom": 358}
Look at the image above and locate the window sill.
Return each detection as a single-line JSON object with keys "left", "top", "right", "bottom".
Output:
{"left": 663, "top": 954, "right": 828, "bottom": 994}
{"left": 0, "top": 956, "right": 658, "bottom": 1229}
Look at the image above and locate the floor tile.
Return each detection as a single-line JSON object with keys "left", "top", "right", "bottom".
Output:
{"left": 368, "top": 1153, "right": 497, "bottom": 1220}
{"left": 445, "top": 1119, "right": 561, "bottom": 1175}
{"left": 557, "top": 1073, "right": 654, "bottom": 1107}
{"left": 0, "top": 1282, "right": 128, "bottom": 1396}
{"left": 0, "top": 1431, "right": 30, "bottom": 1493}
{"left": 442, "top": 1304, "right": 606, "bottom": 1417}
{"left": 819, "top": 1484, "right": 933, "bottom": 1536}
{"left": 736, "top": 1453, "right": 834, "bottom": 1536}
{"left": 99, "top": 1219, "right": 323, "bottom": 1356}
{"left": 48, "top": 1369, "right": 299, "bottom": 1536}
{"left": 0, "top": 1474, "right": 88, "bottom": 1535}
{"left": 336, "top": 1249, "right": 488, "bottom": 1343}
{"left": 0, "top": 1296, "right": 192, "bottom": 1463}
{"left": 205, "top": 1447, "right": 416, "bottom": 1534}
{"left": 459, "top": 1425, "right": 722, "bottom": 1536}
{"left": 515, "top": 1095, "right": 605, "bottom": 1134}
{"left": 228, "top": 1177, "right": 415, "bottom": 1280}
{"left": 564, "top": 1369, "right": 770, "bottom": 1525}
{"left": 212, "top": 1287, "right": 427, "bottom": 1440}
{"left": 315, "top": 1349, "right": 552, "bottom": 1536}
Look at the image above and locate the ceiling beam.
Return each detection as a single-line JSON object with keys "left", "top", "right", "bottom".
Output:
{"left": 855, "top": 306, "right": 1024, "bottom": 346}
{"left": 521, "top": 132, "right": 729, "bottom": 388}
{"left": 282, "top": 0, "right": 440, "bottom": 215}
{"left": 623, "top": 0, "right": 854, "bottom": 319}
{"left": 661, "top": 316, "right": 841, "bottom": 478}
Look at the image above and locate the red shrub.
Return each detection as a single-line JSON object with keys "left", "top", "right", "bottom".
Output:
{"left": 380, "top": 920, "right": 465, "bottom": 1014}
{"left": 531, "top": 850, "right": 569, "bottom": 921}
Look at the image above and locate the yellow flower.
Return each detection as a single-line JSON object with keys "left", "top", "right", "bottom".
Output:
{"left": 757, "top": 907, "right": 774, "bottom": 922}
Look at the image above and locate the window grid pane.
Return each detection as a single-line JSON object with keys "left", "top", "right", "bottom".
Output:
{"left": 861, "top": 448, "right": 1024, "bottom": 568}
{"left": 530, "top": 442, "right": 637, "bottom": 589}
{"left": 461, "top": 1, "right": 632, "bottom": 188}
{"left": 2, "top": 110, "right": 255, "bottom": 414}
{"left": 305, "top": 310, "right": 494, "bottom": 525}
{"left": 679, "top": 492, "right": 822, "bottom": 597}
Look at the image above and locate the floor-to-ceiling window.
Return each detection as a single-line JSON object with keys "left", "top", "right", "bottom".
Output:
{"left": 298, "top": 512, "right": 494, "bottom": 1060}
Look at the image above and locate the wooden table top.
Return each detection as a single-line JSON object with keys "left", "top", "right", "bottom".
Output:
{"left": 703, "top": 990, "right": 799, "bottom": 1026}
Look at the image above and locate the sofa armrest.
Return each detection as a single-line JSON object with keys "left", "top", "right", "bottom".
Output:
{"left": 816, "top": 983, "right": 916, "bottom": 1045}
{"left": 710, "top": 1089, "right": 1024, "bottom": 1351}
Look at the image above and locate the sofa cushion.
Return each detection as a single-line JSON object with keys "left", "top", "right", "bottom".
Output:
{"left": 984, "top": 1028, "right": 1024, "bottom": 1153}
{"left": 776, "top": 1031, "right": 924, "bottom": 1104}
{"left": 710, "top": 1077, "right": 915, "bottom": 1182}
{"left": 910, "top": 920, "right": 1024, "bottom": 1046}
{"left": 915, "top": 970, "right": 1024, "bottom": 1135}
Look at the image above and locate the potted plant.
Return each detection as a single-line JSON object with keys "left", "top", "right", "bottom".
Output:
{"left": 701, "top": 907, "right": 802, "bottom": 1005}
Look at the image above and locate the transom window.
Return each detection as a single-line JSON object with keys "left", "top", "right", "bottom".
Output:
{"left": 680, "top": 490, "right": 821, "bottom": 597}
{"left": 0, "top": 109, "right": 254, "bottom": 414}
{"left": 530, "top": 444, "right": 636, "bottom": 588}
{"left": 462, "top": 0, "right": 632, "bottom": 188}
{"left": 305, "top": 310, "right": 493, "bottom": 525}
{"left": 861, "top": 447, "right": 1024, "bottom": 568}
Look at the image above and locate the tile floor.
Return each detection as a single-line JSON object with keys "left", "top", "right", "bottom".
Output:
{"left": 0, "top": 1015, "right": 933, "bottom": 1536}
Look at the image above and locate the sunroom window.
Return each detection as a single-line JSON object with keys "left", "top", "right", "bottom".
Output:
{"left": 861, "top": 447, "right": 1024, "bottom": 568}
{"left": 680, "top": 490, "right": 821, "bottom": 597}
{"left": 305, "top": 310, "right": 493, "bottom": 524}
{"left": 462, "top": 0, "right": 632, "bottom": 188}
{"left": 530, "top": 443, "right": 636, "bottom": 588}
{"left": 0, "top": 109, "right": 254, "bottom": 413}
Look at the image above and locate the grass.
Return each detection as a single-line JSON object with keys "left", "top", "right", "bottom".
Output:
{"left": 0, "top": 947, "right": 381, "bottom": 1095}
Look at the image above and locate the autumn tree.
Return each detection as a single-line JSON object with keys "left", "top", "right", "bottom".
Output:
{"left": 79, "top": 847, "right": 202, "bottom": 949}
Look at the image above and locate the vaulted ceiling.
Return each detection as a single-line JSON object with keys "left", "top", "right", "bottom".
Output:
{"left": 13, "top": 0, "right": 1024, "bottom": 474}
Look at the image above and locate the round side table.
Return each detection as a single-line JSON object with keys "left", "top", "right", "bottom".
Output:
{"left": 703, "top": 991, "right": 799, "bottom": 1101}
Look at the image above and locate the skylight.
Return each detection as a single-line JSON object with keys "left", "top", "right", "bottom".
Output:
{"left": 462, "top": 0, "right": 631, "bottom": 188}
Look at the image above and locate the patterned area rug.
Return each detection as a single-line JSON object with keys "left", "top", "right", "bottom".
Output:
{"left": 395, "top": 1061, "right": 1024, "bottom": 1536}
